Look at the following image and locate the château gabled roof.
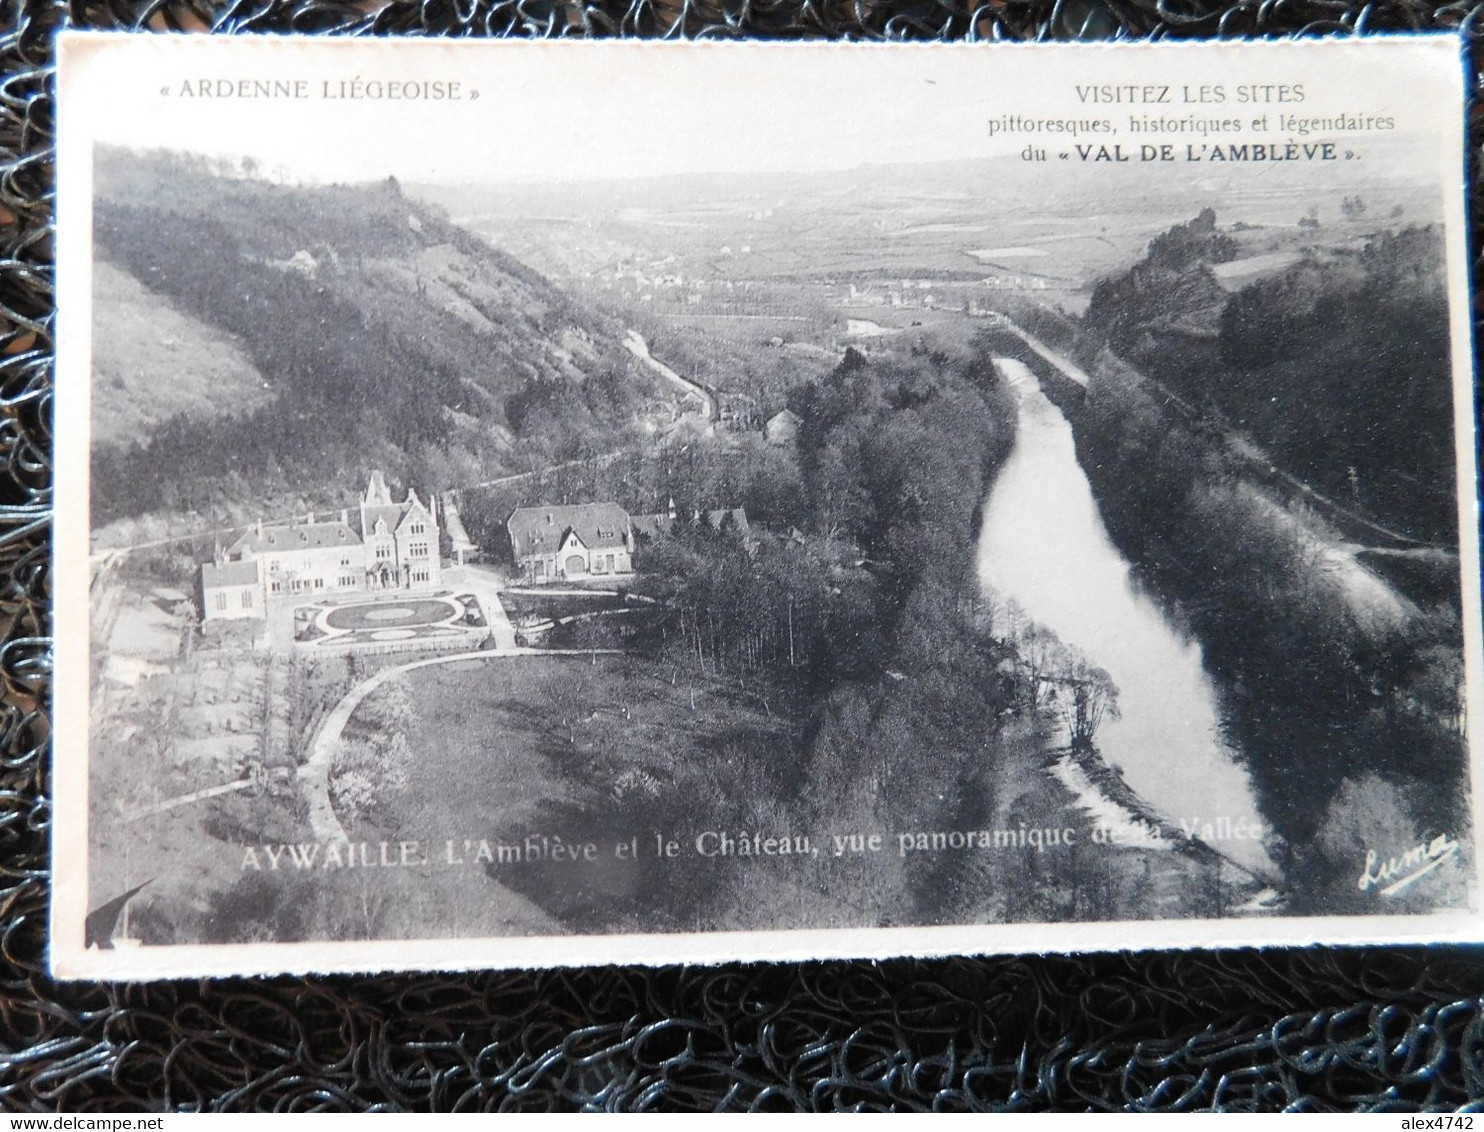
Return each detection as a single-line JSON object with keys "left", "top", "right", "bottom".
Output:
{"left": 360, "top": 503, "right": 406, "bottom": 540}
{"left": 363, "top": 469, "right": 393, "bottom": 507}
{"left": 222, "top": 472, "right": 436, "bottom": 569}
{"left": 393, "top": 491, "right": 432, "bottom": 535}
{"left": 358, "top": 475, "right": 433, "bottom": 541}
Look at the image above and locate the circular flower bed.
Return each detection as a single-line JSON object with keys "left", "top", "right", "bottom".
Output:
{"left": 325, "top": 599, "right": 457, "bottom": 631}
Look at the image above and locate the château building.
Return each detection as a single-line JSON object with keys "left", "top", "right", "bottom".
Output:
{"left": 201, "top": 471, "right": 441, "bottom": 622}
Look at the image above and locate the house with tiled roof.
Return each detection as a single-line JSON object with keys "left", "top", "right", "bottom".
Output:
{"left": 506, "top": 503, "right": 633, "bottom": 585}
{"left": 201, "top": 471, "right": 441, "bottom": 621}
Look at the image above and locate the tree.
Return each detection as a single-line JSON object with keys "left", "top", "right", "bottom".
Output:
{"left": 329, "top": 733, "right": 411, "bottom": 826}
{"left": 1056, "top": 655, "right": 1119, "bottom": 752}
{"left": 331, "top": 676, "right": 417, "bottom": 826}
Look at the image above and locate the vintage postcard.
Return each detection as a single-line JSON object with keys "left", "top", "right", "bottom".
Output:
{"left": 52, "top": 33, "right": 1481, "bottom": 978}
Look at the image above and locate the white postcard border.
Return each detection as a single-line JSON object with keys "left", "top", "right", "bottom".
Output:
{"left": 50, "top": 32, "right": 1484, "bottom": 979}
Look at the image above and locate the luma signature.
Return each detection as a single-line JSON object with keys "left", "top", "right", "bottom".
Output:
{"left": 1357, "top": 833, "right": 1460, "bottom": 897}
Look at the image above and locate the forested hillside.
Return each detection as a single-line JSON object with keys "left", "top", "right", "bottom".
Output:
{"left": 1085, "top": 210, "right": 1457, "bottom": 544}
{"left": 504, "top": 343, "right": 1223, "bottom": 929}
{"left": 90, "top": 147, "right": 654, "bottom": 527}
{"left": 1016, "top": 209, "right": 1471, "bottom": 913}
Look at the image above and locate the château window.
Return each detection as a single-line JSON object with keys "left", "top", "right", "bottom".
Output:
{"left": 410, "top": 522, "right": 425, "bottom": 535}
{"left": 271, "top": 581, "right": 282, "bottom": 594}
{"left": 241, "top": 591, "right": 253, "bottom": 609}
{"left": 215, "top": 593, "right": 227, "bottom": 612}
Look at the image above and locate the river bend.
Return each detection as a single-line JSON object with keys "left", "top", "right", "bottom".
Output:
{"left": 976, "top": 358, "right": 1272, "bottom": 877}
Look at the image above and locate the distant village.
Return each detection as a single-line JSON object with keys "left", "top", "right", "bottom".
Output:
{"left": 590, "top": 263, "right": 1050, "bottom": 313}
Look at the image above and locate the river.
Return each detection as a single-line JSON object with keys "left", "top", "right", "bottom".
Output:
{"left": 976, "top": 358, "right": 1273, "bottom": 878}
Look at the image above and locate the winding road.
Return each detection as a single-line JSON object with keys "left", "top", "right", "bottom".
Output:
{"left": 623, "top": 329, "right": 716, "bottom": 422}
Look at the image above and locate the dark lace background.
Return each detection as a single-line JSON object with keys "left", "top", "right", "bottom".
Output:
{"left": 2, "top": 0, "right": 1482, "bottom": 1111}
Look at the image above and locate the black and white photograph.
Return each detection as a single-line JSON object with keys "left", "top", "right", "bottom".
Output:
{"left": 52, "top": 33, "right": 1482, "bottom": 978}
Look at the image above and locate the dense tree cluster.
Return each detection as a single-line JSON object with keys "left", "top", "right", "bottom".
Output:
{"left": 627, "top": 344, "right": 1018, "bottom": 695}
{"left": 1145, "top": 207, "right": 1239, "bottom": 270}
{"left": 1215, "top": 227, "right": 1455, "bottom": 541}
{"left": 331, "top": 677, "right": 416, "bottom": 825}
{"left": 585, "top": 344, "right": 1173, "bottom": 927}
{"left": 1086, "top": 209, "right": 1456, "bottom": 544}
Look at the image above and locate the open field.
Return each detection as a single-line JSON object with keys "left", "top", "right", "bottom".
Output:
{"left": 342, "top": 653, "right": 819, "bottom": 933}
